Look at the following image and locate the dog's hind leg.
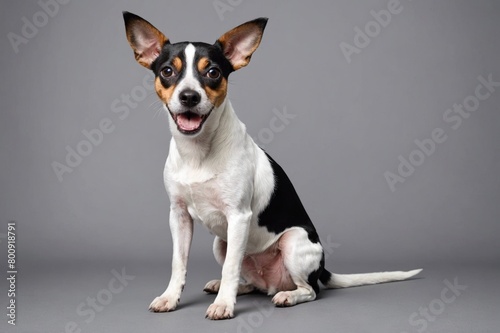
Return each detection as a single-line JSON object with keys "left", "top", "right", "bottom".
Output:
{"left": 204, "top": 279, "right": 255, "bottom": 295}
{"left": 203, "top": 236, "right": 256, "bottom": 295}
{"left": 271, "top": 228, "right": 324, "bottom": 307}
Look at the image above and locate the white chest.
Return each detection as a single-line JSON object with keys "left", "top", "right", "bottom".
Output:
{"left": 174, "top": 178, "right": 230, "bottom": 240}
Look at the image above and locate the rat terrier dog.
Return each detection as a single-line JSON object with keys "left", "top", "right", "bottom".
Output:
{"left": 123, "top": 12, "right": 422, "bottom": 320}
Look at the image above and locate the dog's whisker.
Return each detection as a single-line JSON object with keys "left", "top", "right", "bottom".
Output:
{"left": 152, "top": 106, "right": 167, "bottom": 119}
{"left": 148, "top": 100, "right": 163, "bottom": 109}
{"left": 148, "top": 101, "right": 165, "bottom": 114}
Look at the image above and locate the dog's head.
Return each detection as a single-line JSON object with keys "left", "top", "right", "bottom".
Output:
{"left": 123, "top": 12, "right": 267, "bottom": 136}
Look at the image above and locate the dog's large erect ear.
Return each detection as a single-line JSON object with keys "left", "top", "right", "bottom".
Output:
{"left": 216, "top": 18, "right": 268, "bottom": 71}
{"left": 123, "top": 11, "right": 169, "bottom": 68}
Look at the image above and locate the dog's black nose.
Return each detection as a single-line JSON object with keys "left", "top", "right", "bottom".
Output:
{"left": 179, "top": 89, "right": 201, "bottom": 107}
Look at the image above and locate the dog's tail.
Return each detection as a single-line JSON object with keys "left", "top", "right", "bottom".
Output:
{"left": 319, "top": 268, "right": 422, "bottom": 289}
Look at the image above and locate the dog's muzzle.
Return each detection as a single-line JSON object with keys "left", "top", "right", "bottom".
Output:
{"left": 170, "top": 110, "right": 212, "bottom": 135}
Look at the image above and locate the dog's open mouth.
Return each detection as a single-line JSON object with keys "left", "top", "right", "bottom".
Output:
{"left": 170, "top": 110, "right": 211, "bottom": 135}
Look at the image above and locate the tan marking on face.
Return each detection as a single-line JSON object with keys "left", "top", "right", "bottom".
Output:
{"left": 155, "top": 77, "right": 176, "bottom": 104}
{"left": 197, "top": 57, "right": 210, "bottom": 72}
{"left": 204, "top": 77, "right": 227, "bottom": 107}
{"left": 172, "top": 57, "right": 183, "bottom": 72}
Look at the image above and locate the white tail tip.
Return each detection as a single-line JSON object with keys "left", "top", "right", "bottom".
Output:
{"left": 324, "top": 268, "right": 423, "bottom": 289}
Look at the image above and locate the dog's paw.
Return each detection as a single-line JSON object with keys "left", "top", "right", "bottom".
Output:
{"left": 272, "top": 291, "right": 297, "bottom": 307}
{"left": 149, "top": 295, "right": 179, "bottom": 313}
{"left": 205, "top": 302, "right": 234, "bottom": 320}
{"left": 203, "top": 280, "right": 221, "bottom": 294}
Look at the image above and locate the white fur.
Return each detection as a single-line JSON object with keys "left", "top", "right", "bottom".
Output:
{"left": 324, "top": 269, "right": 423, "bottom": 288}
{"left": 167, "top": 44, "right": 213, "bottom": 117}
{"left": 154, "top": 92, "right": 284, "bottom": 319}
{"left": 271, "top": 228, "right": 322, "bottom": 305}
{"left": 164, "top": 98, "right": 278, "bottom": 252}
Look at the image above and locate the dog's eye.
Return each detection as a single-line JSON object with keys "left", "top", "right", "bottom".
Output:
{"left": 161, "top": 67, "right": 174, "bottom": 78}
{"left": 206, "top": 68, "right": 221, "bottom": 79}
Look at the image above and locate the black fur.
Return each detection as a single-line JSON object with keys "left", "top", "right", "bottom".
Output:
{"left": 258, "top": 152, "right": 329, "bottom": 292}
{"left": 258, "top": 152, "right": 321, "bottom": 244}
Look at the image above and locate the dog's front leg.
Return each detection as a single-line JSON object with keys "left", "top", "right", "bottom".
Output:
{"left": 149, "top": 206, "right": 193, "bottom": 312}
{"left": 206, "top": 211, "right": 252, "bottom": 320}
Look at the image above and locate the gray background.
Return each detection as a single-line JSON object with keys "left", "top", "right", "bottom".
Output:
{"left": 1, "top": 0, "right": 499, "bottom": 332}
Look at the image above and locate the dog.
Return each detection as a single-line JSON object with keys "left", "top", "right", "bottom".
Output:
{"left": 122, "top": 12, "right": 422, "bottom": 320}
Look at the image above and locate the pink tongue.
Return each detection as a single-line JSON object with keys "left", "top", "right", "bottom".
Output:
{"left": 177, "top": 113, "right": 202, "bottom": 131}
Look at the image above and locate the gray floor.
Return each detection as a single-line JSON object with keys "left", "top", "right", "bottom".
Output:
{"left": 2, "top": 260, "right": 498, "bottom": 333}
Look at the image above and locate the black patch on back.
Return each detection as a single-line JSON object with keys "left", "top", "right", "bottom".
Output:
{"left": 259, "top": 152, "right": 328, "bottom": 293}
{"left": 257, "top": 152, "right": 320, "bottom": 244}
